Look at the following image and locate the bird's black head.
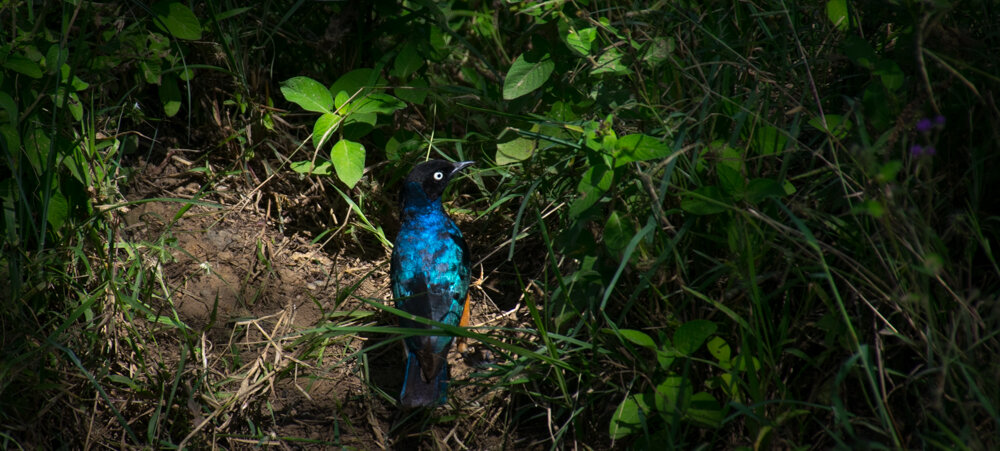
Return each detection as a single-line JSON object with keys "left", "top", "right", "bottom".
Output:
{"left": 402, "top": 159, "right": 475, "bottom": 202}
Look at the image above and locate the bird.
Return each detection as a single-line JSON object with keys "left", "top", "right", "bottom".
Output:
{"left": 391, "top": 159, "right": 475, "bottom": 408}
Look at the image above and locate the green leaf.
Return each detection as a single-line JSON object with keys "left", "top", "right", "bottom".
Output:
{"left": 392, "top": 42, "right": 424, "bottom": 79}
{"left": 47, "top": 191, "right": 69, "bottom": 231}
{"left": 66, "top": 92, "right": 83, "bottom": 121}
{"left": 3, "top": 54, "right": 42, "bottom": 79}
{"left": 290, "top": 160, "right": 332, "bottom": 176}
{"left": 330, "top": 139, "right": 365, "bottom": 188}
{"left": 825, "top": 0, "right": 849, "bottom": 32}
{"left": 159, "top": 75, "right": 181, "bottom": 117}
{"left": 618, "top": 328, "right": 656, "bottom": 350}
{"left": 495, "top": 137, "right": 536, "bottom": 165}
{"left": 565, "top": 27, "right": 596, "bottom": 55}
{"left": 680, "top": 186, "right": 728, "bottom": 215}
{"left": 591, "top": 48, "right": 632, "bottom": 76}
{"left": 752, "top": 126, "right": 787, "bottom": 155}
{"left": 312, "top": 112, "right": 343, "bottom": 150}
{"left": 350, "top": 93, "right": 405, "bottom": 115}
{"left": 615, "top": 134, "right": 671, "bottom": 165}
{"left": 570, "top": 164, "right": 613, "bottom": 218}
{"left": 503, "top": 53, "right": 554, "bottom": 100}
{"left": 706, "top": 336, "right": 731, "bottom": 364}
{"left": 642, "top": 36, "right": 674, "bottom": 66}
{"left": 0, "top": 91, "right": 19, "bottom": 120}
{"left": 281, "top": 76, "right": 333, "bottom": 114}
{"left": 673, "top": 319, "right": 717, "bottom": 356}
{"left": 609, "top": 393, "right": 651, "bottom": 439}
{"left": 654, "top": 375, "right": 692, "bottom": 416}
{"left": 329, "top": 68, "right": 386, "bottom": 99}
{"left": 151, "top": 1, "right": 202, "bottom": 40}
{"left": 686, "top": 392, "right": 724, "bottom": 428}
{"left": 745, "top": 178, "right": 785, "bottom": 203}
{"left": 604, "top": 211, "right": 631, "bottom": 253}
{"left": 656, "top": 348, "right": 675, "bottom": 371}
{"left": 874, "top": 59, "right": 904, "bottom": 91}
{"left": 394, "top": 77, "right": 429, "bottom": 105}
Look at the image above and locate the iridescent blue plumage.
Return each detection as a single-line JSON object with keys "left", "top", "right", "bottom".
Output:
{"left": 391, "top": 160, "right": 473, "bottom": 408}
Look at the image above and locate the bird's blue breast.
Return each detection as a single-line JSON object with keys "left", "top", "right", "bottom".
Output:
{"left": 391, "top": 183, "right": 470, "bottom": 353}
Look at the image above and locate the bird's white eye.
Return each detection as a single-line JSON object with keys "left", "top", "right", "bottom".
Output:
{"left": 433, "top": 171, "right": 444, "bottom": 180}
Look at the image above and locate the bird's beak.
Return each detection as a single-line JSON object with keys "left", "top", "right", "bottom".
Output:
{"left": 451, "top": 160, "right": 475, "bottom": 175}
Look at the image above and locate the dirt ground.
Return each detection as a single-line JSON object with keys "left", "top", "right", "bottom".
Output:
{"left": 114, "top": 157, "right": 533, "bottom": 449}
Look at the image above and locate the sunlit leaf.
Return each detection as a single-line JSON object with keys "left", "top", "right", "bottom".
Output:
{"left": 503, "top": 53, "right": 554, "bottom": 100}
{"left": 330, "top": 139, "right": 365, "bottom": 188}
{"left": 281, "top": 76, "right": 333, "bottom": 113}
{"left": 495, "top": 137, "right": 536, "bottom": 165}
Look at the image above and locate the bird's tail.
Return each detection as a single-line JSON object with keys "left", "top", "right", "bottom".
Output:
{"left": 400, "top": 351, "right": 449, "bottom": 408}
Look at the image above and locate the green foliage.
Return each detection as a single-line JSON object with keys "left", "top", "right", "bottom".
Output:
{"left": 281, "top": 71, "right": 404, "bottom": 188}
{"left": 2, "top": 0, "right": 999, "bottom": 448}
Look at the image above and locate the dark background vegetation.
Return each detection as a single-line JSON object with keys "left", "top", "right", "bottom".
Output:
{"left": 2, "top": 0, "right": 999, "bottom": 448}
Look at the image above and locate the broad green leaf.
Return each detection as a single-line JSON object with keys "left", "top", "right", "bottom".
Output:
{"left": 312, "top": 112, "right": 343, "bottom": 150}
{"left": 825, "top": 0, "right": 849, "bottom": 31}
{"left": 503, "top": 53, "right": 554, "bottom": 100}
{"left": 290, "top": 160, "right": 332, "bottom": 176}
{"left": 66, "top": 92, "right": 83, "bottom": 121}
{"left": 654, "top": 376, "right": 692, "bottom": 416}
{"left": 752, "top": 126, "right": 787, "bottom": 155}
{"left": 609, "top": 393, "right": 652, "bottom": 439}
{"left": 495, "top": 137, "right": 536, "bottom": 165}
{"left": 615, "top": 134, "right": 671, "bottom": 165}
{"left": 392, "top": 42, "right": 424, "bottom": 79}
{"left": 680, "top": 185, "right": 728, "bottom": 215}
{"left": 570, "top": 164, "right": 613, "bottom": 218}
{"left": 643, "top": 36, "right": 674, "bottom": 66}
{"left": 745, "top": 178, "right": 785, "bottom": 203}
{"left": 350, "top": 93, "right": 405, "bottom": 115}
{"left": 617, "top": 328, "right": 656, "bottom": 350}
{"left": 47, "top": 191, "right": 68, "bottom": 231}
{"left": 686, "top": 392, "right": 724, "bottom": 428}
{"left": 591, "top": 48, "right": 632, "bottom": 76}
{"left": 656, "top": 348, "right": 675, "bottom": 371}
{"left": 151, "top": 1, "right": 202, "bottom": 40}
{"left": 3, "top": 55, "right": 42, "bottom": 79}
{"left": 706, "top": 336, "right": 731, "bottom": 364}
{"left": 0, "top": 91, "right": 19, "bottom": 120}
{"left": 604, "top": 211, "right": 631, "bottom": 253}
{"left": 159, "top": 75, "right": 181, "bottom": 117}
{"left": 329, "top": 68, "right": 386, "bottom": 99}
{"left": 330, "top": 139, "right": 365, "bottom": 188}
{"left": 673, "top": 319, "right": 717, "bottom": 356}
{"left": 565, "top": 27, "right": 596, "bottom": 55}
{"left": 281, "top": 76, "right": 333, "bottom": 113}
{"left": 394, "top": 77, "right": 429, "bottom": 105}
{"left": 874, "top": 59, "right": 904, "bottom": 91}
{"left": 0, "top": 124, "right": 20, "bottom": 153}
{"left": 61, "top": 64, "right": 90, "bottom": 91}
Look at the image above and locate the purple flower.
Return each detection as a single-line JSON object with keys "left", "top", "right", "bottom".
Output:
{"left": 910, "top": 144, "right": 923, "bottom": 156}
{"left": 916, "top": 118, "right": 934, "bottom": 133}
{"left": 924, "top": 145, "right": 936, "bottom": 155}
{"left": 934, "top": 115, "right": 946, "bottom": 126}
